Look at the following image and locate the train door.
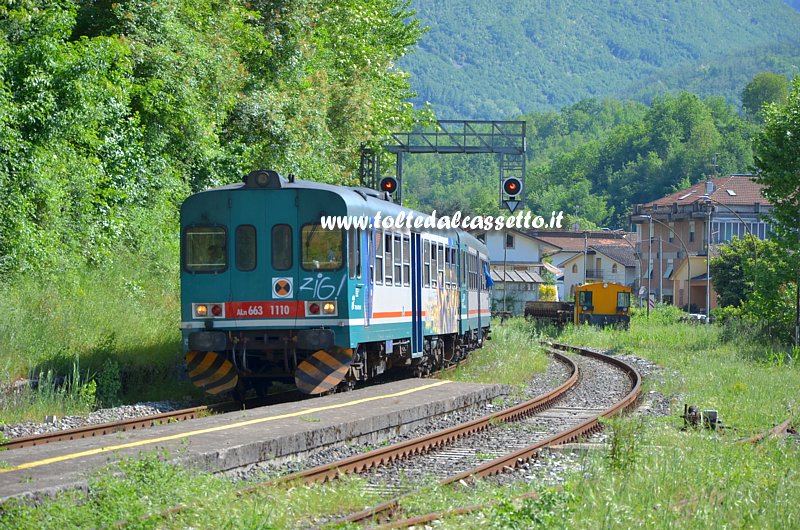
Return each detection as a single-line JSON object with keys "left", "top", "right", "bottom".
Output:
{"left": 229, "top": 189, "right": 299, "bottom": 323}
{"left": 410, "top": 232, "right": 423, "bottom": 355}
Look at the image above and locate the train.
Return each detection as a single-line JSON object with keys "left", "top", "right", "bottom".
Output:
{"left": 180, "top": 169, "right": 491, "bottom": 398}
{"left": 525, "top": 282, "right": 632, "bottom": 328}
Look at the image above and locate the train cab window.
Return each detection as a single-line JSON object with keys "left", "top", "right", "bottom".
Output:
{"left": 617, "top": 292, "right": 631, "bottom": 309}
{"left": 384, "top": 232, "right": 393, "bottom": 284}
{"left": 185, "top": 226, "right": 227, "bottom": 273}
{"left": 348, "top": 229, "right": 361, "bottom": 279}
{"left": 579, "top": 290, "right": 593, "bottom": 308}
{"left": 423, "top": 240, "right": 431, "bottom": 287}
{"left": 430, "top": 241, "right": 437, "bottom": 287}
{"left": 301, "top": 224, "right": 342, "bottom": 270}
{"left": 236, "top": 225, "right": 257, "bottom": 271}
{"left": 271, "top": 224, "right": 292, "bottom": 270}
{"left": 393, "top": 234, "right": 402, "bottom": 286}
{"left": 402, "top": 236, "right": 410, "bottom": 286}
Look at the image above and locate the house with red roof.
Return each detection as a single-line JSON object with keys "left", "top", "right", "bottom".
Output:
{"left": 630, "top": 175, "right": 773, "bottom": 313}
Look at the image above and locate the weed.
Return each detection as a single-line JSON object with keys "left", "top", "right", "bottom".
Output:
{"left": 95, "top": 358, "right": 122, "bottom": 407}
{"left": 299, "top": 415, "right": 321, "bottom": 423}
{"left": 489, "top": 487, "right": 575, "bottom": 528}
{"left": 602, "top": 416, "right": 644, "bottom": 473}
{"left": 475, "top": 451, "right": 495, "bottom": 460}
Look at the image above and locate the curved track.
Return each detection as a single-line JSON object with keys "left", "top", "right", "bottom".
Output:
{"left": 333, "top": 342, "right": 641, "bottom": 526}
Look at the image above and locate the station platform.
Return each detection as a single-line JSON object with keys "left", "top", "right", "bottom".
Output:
{"left": 0, "top": 378, "right": 507, "bottom": 504}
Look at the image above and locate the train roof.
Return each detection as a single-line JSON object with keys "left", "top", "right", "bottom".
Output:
{"left": 188, "top": 174, "right": 489, "bottom": 256}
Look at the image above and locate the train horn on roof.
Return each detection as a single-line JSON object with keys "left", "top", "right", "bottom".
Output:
{"left": 244, "top": 169, "right": 285, "bottom": 188}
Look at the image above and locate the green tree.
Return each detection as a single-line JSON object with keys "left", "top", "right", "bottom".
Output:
{"left": 754, "top": 76, "right": 800, "bottom": 255}
{"left": 741, "top": 71, "right": 789, "bottom": 119}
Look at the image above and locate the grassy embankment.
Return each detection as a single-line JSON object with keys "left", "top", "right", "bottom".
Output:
{"left": 2, "top": 311, "right": 799, "bottom": 528}
{"left": 0, "top": 250, "right": 196, "bottom": 425}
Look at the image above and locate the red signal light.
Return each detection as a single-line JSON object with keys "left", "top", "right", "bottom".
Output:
{"left": 379, "top": 177, "right": 398, "bottom": 193}
{"left": 503, "top": 177, "right": 522, "bottom": 197}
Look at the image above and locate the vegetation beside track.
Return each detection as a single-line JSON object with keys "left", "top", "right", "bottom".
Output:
{"left": 2, "top": 311, "right": 799, "bottom": 528}
{"left": 0, "top": 252, "right": 199, "bottom": 425}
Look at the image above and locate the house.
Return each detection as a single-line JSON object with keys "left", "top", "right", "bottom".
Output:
{"left": 528, "top": 230, "right": 639, "bottom": 300}
{"left": 472, "top": 228, "right": 561, "bottom": 314}
{"left": 630, "top": 175, "right": 773, "bottom": 313}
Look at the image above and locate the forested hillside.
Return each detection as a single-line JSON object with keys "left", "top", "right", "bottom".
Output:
{"left": 403, "top": 91, "right": 762, "bottom": 228}
{"left": 402, "top": 0, "right": 800, "bottom": 118}
{"left": 0, "top": 0, "right": 425, "bottom": 273}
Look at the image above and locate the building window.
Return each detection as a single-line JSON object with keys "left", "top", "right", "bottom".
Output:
{"left": 689, "top": 221, "right": 695, "bottom": 243}
{"left": 669, "top": 222, "right": 674, "bottom": 243}
{"left": 611, "top": 263, "right": 618, "bottom": 274}
{"left": 571, "top": 263, "right": 578, "bottom": 274}
{"left": 505, "top": 233, "right": 514, "bottom": 249}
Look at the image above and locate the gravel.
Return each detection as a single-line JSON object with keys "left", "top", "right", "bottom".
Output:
{"left": 227, "top": 356, "right": 575, "bottom": 482}
{"left": 0, "top": 401, "right": 183, "bottom": 439}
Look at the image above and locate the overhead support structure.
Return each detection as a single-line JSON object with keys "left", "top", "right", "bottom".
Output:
{"left": 359, "top": 120, "right": 526, "bottom": 206}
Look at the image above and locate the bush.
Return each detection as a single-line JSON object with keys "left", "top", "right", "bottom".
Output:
{"left": 96, "top": 358, "right": 122, "bottom": 408}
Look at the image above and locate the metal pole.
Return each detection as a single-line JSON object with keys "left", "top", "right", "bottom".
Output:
{"left": 583, "top": 231, "right": 588, "bottom": 285}
{"left": 503, "top": 228, "right": 508, "bottom": 313}
{"left": 706, "top": 204, "right": 712, "bottom": 328}
{"left": 647, "top": 216, "right": 652, "bottom": 318}
{"left": 659, "top": 237, "right": 663, "bottom": 303}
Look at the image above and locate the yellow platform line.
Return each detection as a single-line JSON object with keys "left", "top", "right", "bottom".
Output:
{"left": 0, "top": 380, "right": 452, "bottom": 474}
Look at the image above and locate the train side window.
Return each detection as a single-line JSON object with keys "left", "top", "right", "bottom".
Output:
{"left": 185, "top": 226, "right": 227, "bottom": 273}
{"left": 423, "top": 240, "right": 431, "bottom": 287}
{"left": 450, "top": 248, "right": 456, "bottom": 288}
{"left": 270, "top": 225, "right": 291, "bottom": 271}
{"left": 393, "top": 234, "right": 402, "bottom": 286}
{"left": 461, "top": 251, "right": 466, "bottom": 286}
{"left": 579, "top": 290, "right": 593, "bottom": 307}
{"left": 444, "top": 246, "right": 450, "bottom": 288}
{"left": 402, "top": 235, "right": 410, "bottom": 286}
{"left": 235, "top": 225, "right": 257, "bottom": 272}
{"left": 430, "top": 241, "right": 437, "bottom": 287}
{"left": 437, "top": 244, "right": 444, "bottom": 287}
{"left": 301, "top": 224, "right": 342, "bottom": 270}
{"left": 348, "top": 229, "right": 361, "bottom": 279}
{"left": 384, "top": 232, "right": 393, "bottom": 284}
{"left": 374, "top": 229, "right": 383, "bottom": 284}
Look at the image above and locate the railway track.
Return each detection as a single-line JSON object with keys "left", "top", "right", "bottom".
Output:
{"left": 328, "top": 342, "right": 641, "bottom": 527}
{"left": 0, "top": 390, "right": 305, "bottom": 451}
{"left": 112, "top": 343, "right": 638, "bottom": 528}
{"left": 1, "top": 362, "right": 465, "bottom": 452}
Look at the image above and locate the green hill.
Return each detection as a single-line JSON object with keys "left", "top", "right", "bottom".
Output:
{"left": 402, "top": 0, "right": 800, "bottom": 118}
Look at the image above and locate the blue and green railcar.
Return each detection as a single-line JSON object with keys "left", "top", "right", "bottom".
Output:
{"left": 180, "top": 170, "right": 491, "bottom": 397}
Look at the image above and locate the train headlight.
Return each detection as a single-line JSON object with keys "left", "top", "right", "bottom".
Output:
{"left": 195, "top": 304, "right": 208, "bottom": 317}
{"left": 322, "top": 302, "right": 336, "bottom": 315}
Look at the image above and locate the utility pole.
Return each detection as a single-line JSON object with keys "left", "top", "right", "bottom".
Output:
{"left": 647, "top": 216, "right": 653, "bottom": 318}
{"left": 659, "top": 237, "right": 663, "bottom": 303}
{"left": 583, "top": 231, "right": 588, "bottom": 285}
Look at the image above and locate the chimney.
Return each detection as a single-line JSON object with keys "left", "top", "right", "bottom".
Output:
{"left": 705, "top": 179, "right": 715, "bottom": 196}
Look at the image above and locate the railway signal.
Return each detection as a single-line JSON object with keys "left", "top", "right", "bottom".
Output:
{"left": 379, "top": 176, "right": 398, "bottom": 194}
{"left": 502, "top": 177, "right": 522, "bottom": 197}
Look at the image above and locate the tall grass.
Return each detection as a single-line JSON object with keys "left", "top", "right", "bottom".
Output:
{"left": 448, "top": 317, "right": 549, "bottom": 387}
{"left": 0, "top": 247, "right": 195, "bottom": 423}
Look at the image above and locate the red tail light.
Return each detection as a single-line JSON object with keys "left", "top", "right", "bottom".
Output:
{"left": 211, "top": 304, "right": 223, "bottom": 316}
{"left": 308, "top": 303, "right": 320, "bottom": 315}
